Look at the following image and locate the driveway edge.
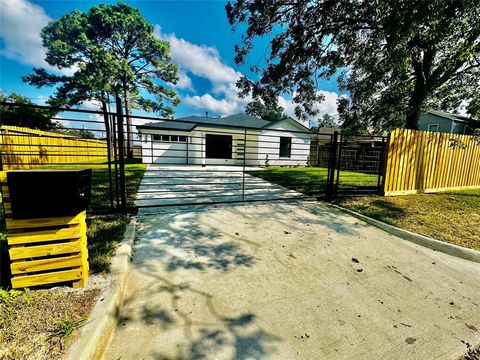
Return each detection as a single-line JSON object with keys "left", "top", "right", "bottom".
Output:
{"left": 330, "top": 204, "right": 480, "bottom": 264}
{"left": 65, "top": 217, "right": 136, "bottom": 360}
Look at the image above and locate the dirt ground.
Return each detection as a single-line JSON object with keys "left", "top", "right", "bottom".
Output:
{"left": 105, "top": 200, "right": 480, "bottom": 360}
{"left": 0, "top": 274, "right": 108, "bottom": 360}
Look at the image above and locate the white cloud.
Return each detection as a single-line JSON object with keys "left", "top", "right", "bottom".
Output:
{"left": 184, "top": 94, "right": 244, "bottom": 115}
{"left": 278, "top": 90, "right": 339, "bottom": 120}
{"left": 175, "top": 70, "right": 193, "bottom": 90}
{"left": 0, "top": 0, "right": 74, "bottom": 74}
{"left": 155, "top": 25, "right": 241, "bottom": 85}
{"left": 155, "top": 25, "right": 250, "bottom": 116}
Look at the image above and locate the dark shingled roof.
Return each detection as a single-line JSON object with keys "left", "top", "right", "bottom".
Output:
{"left": 137, "top": 113, "right": 311, "bottom": 132}
{"left": 136, "top": 121, "right": 196, "bottom": 131}
{"left": 176, "top": 113, "right": 271, "bottom": 128}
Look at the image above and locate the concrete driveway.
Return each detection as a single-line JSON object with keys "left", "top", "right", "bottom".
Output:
{"left": 135, "top": 165, "right": 302, "bottom": 207}
{"left": 105, "top": 201, "right": 480, "bottom": 360}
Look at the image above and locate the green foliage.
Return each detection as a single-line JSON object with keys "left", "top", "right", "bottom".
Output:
{"left": 0, "top": 289, "right": 28, "bottom": 304}
{"left": 245, "top": 100, "right": 289, "bottom": 122}
{"left": 48, "top": 315, "right": 86, "bottom": 346}
{"left": 227, "top": 0, "right": 480, "bottom": 132}
{"left": 56, "top": 127, "right": 96, "bottom": 139}
{"left": 312, "top": 113, "right": 337, "bottom": 131}
{"left": 23, "top": 2, "right": 179, "bottom": 117}
{"left": 0, "top": 91, "right": 59, "bottom": 130}
{"left": 473, "top": 128, "right": 480, "bottom": 145}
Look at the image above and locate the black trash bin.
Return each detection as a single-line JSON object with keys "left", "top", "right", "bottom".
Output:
{"left": 7, "top": 169, "right": 92, "bottom": 219}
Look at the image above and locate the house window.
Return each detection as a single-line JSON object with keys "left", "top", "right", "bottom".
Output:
{"left": 428, "top": 124, "right": 439, "bottom": 132}
{"left": 152, "top": 134, "right": 187, "bottom": 142}
{"left": 279, "top": 137, "right": 292, "bottom": 158}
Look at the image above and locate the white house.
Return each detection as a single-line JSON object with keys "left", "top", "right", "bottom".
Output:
{"left": 136, "top": 113, "right": 312, "bottom": 166}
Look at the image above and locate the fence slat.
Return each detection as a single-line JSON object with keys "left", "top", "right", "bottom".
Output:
{"left": 384, "top": 129, "right": 480, "bottom": 195}
{"left": 0, "top": 126, "right": 107, "bottom": 169}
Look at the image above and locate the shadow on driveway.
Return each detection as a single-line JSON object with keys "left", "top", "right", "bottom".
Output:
{"left": 105, "top": 200, "right": 480, "bottom": 360}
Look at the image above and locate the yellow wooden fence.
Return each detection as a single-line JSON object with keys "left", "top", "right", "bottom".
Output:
{"left": 384, "top": 128, "right": 480, "bottom": 195}
{"left": 0, "top": 126, "right": 107, "bottom": 169}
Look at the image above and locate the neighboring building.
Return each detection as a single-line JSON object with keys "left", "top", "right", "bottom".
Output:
{"left": 419, "top": 110, "right": 479, "bottom": 134}
{"left": 136, "top": 113, "right": 312, "bottom": 166}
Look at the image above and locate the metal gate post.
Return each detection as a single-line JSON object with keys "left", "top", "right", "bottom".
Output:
{"left": 326, "top": 131, "right": 339, "bottom": 200}
{"left": 242, "top": 128, "right": 247, "bottom": 201}
{"left": 101, "top": 99, "right": 114, "bottom": 211}
{"left": 115, "top": 95, "right": 127, "bottom": 213}
{"left": 334, "top": 133, "right": 343, "bottom": 197}
{"left": 379, "top": 134, "right": 390, "bottom": 195}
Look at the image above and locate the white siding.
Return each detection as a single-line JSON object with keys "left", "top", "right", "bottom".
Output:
{"left": 256, "top": 120, "right": 311, "bottom": 166}
{"left": 139, "top": 120, "right": 311, "bottom": 166}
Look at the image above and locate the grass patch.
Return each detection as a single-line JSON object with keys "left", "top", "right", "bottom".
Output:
{"left": 87, "top": 213, "right": 129, "bottom": 273}
{"left": 87, "top": 162, "right": 146, "bottom": 210}
{"left": 249, "top": 167, "right": 378, "bottom": 195}
{"left": 336, "top": 188, "right": 480, "bottom": 251}
{"left": 85, "top": 162, "right": 146, "bottom": 273}
{"left": 49, "top": 315, "right": 87, "bottom": 346}
{"left": 0, "top": 287, "right": 100, "bottom": 359}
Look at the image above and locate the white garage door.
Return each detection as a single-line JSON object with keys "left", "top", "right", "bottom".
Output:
{"left": 152, "top": 141, "right": 188, "bottom": 164}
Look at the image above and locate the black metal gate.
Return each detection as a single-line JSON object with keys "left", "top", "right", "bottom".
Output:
{"left": 332, "top": 133, "right": 388, "bottom": 198}
{"left": 0, "top": 102, "right": 387, "bottom": 213}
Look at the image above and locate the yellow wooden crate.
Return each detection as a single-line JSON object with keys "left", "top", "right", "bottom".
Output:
{"left": 6, "top": 211, "right": 89, "bottom": 289}
{"left": 1, "top": 171, "right": 89, "bottom": 288}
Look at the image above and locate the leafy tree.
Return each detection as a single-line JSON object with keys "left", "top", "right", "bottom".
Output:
{"left": 57, "top": 127, "right": 96, "bottom": 139}
{"left": 245, "top": 100, "right": 289, "bottom": 122}
{"left": 317, "top": 113, "right": 337, "bottom": 129}
{"left": 23, "top": 2, "right": 180, "bottom": 156}
{"left": 0, "top": 91, "right": 58, "bottom": 130}
{"left": 226, "top": 0, "right": 480, "bottom": 131}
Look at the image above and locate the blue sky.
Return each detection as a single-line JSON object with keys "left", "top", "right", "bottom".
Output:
{"left": 0, "top": 0, "right": 341, "bottom": 124}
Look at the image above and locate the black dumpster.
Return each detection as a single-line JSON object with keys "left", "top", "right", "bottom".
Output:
{"left": 7, "top": 169, "right": 92, "bottom": 219}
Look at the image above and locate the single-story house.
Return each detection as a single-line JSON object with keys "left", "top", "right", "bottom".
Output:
{"left": 136, "top": 113, "right": 312, "bottom": 166}
{"left": 419, "top": 110, "right": 479, "bottom": 134}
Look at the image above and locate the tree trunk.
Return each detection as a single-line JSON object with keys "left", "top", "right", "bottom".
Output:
{"left": 405, "top": 84, "right": 426, "bottom": 130}
{"left": 123, "top": 87, "right": 133, "bottom": 159}
{"left": 405, "top": 104, "right": 421, "bottom": 130}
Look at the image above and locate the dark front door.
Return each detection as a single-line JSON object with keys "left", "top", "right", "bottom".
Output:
{"left": 205, "top": 134, "right": 232, "bottom": 159}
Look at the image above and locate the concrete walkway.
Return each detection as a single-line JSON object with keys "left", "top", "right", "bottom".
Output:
{"left": 135, "top": 165, "right": 302, "bottom": 207}
{"left": 105, "top": 201, "right": 480, "bottom": 360}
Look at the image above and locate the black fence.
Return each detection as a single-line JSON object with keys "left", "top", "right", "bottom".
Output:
{"left": 0, "top": 102, "right": 387, "bottom": 213}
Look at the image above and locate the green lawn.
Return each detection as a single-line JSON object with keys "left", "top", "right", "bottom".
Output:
{"left": 249, "top": 166, "right": 379, "bottom": 195}
{"left": 336, "top": 188, "right": 480, "bottom": 251}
